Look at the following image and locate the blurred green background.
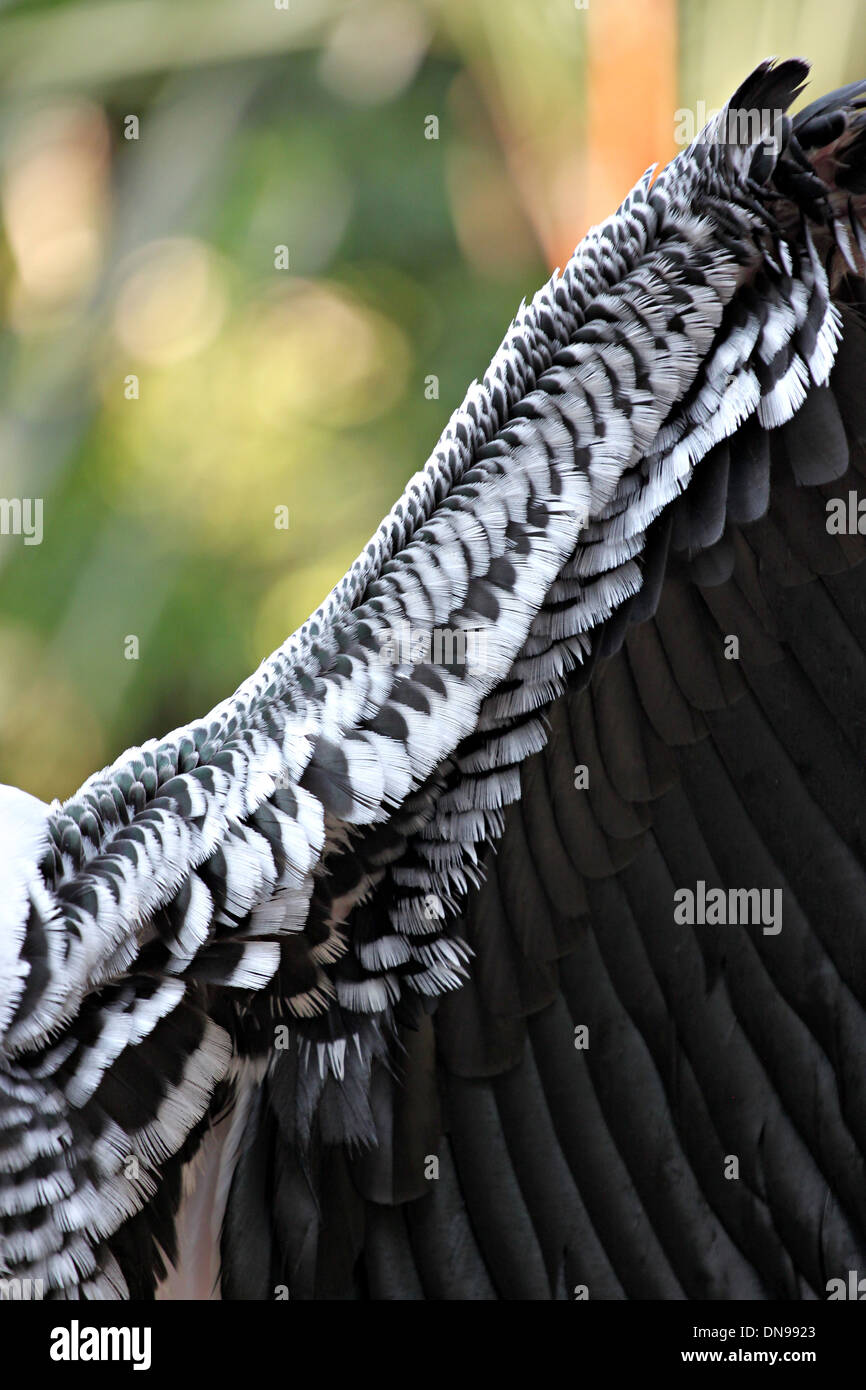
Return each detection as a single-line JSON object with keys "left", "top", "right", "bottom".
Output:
{"left": 1, "top": 0, "right": 864, "bottom": 800}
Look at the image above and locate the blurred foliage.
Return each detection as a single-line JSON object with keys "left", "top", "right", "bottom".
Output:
{"left": 1, "top": 0, "right": 865, "bottom": 799}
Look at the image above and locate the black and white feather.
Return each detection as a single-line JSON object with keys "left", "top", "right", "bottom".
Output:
{"left": 4, "top": 58, "right": 866, "bottom": 1299}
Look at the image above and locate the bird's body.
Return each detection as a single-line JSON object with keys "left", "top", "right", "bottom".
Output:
{"left": 4, "top": 58, "right": 866, "bottom": 1299}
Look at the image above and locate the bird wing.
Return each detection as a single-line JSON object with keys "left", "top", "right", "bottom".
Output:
{"left": 3, "top": 58, "right": 866, "bottom": 1299}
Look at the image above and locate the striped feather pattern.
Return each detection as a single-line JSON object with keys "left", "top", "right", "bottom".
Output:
{"left": 2, "top": 58, "right": 866, "bottom": 1298}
